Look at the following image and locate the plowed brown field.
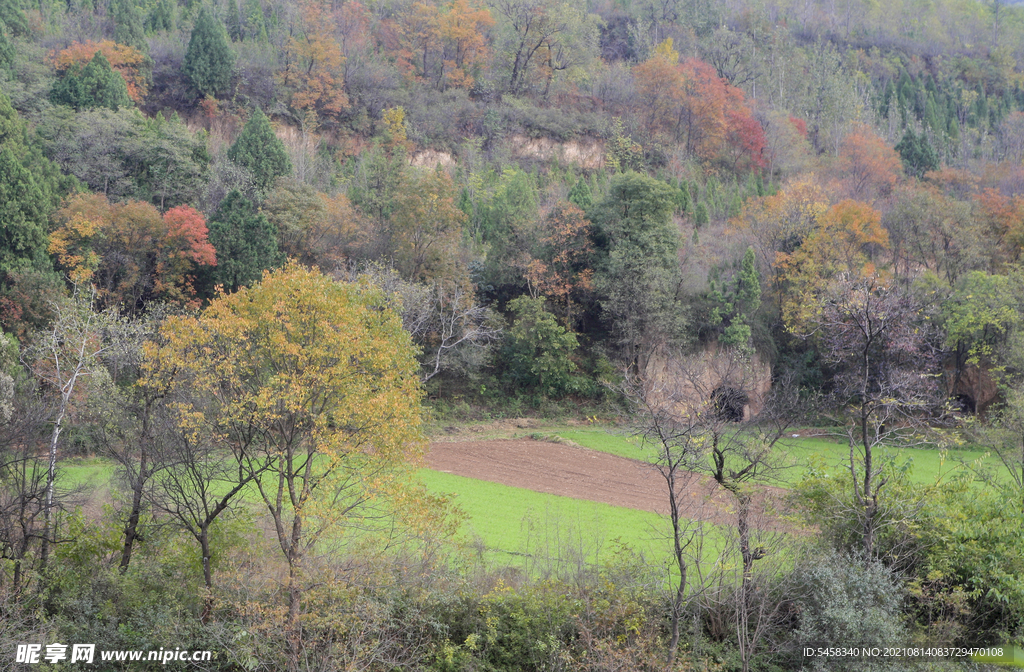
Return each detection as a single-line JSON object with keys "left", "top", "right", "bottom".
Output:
{"left": 426, "top": 439, "right": 785, "bottom": 527}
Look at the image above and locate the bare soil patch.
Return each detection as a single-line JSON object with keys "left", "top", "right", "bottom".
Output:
{"left": 426, "top": 439, "right": 787, "bottom": 528}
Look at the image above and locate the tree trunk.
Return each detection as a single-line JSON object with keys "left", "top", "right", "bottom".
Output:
{"left": 200, "top": 530, "right": 214, "bottom": 623}
{"left": 40, "top": 407, "right": 65, "bottom": 572}
{"left": 119, "top": 454, "right": 148, "bottom": 573}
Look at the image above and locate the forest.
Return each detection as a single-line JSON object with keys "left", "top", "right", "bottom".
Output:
{"left": 1, "top": 0, "right": 1024, "bottom": 667}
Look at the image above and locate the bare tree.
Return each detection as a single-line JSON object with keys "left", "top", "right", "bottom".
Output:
{"left": 149, "top": 409, "right": 268, "bottom": 621}
{"left": 626, "top": 373, "right": 706, "bottom": 669}
{"left": 807, "top": 276, "right": 942, "bottom": 559}
{"left": 0, "top": 394, "right": 52, "bottom": 597}
{"left": 23, "top": 287, "right": 119, "bottom": 570}
{"left": 356, "top": 265, "right": 501, "bottom": 383}
{"left": 630, "top": 348, "right": 797, "bottom": 672}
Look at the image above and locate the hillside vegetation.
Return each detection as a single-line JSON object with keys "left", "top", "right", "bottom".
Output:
{"left": 1, "top": 0, "right": 1024, "bottom": 667}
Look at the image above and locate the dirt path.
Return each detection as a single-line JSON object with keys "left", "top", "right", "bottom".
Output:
{"left": 426, "top": 439, "right": 783, "bottom": 527}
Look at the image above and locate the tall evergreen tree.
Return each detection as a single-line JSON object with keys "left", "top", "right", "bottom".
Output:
{"left": 591, "top": 172, "right": 684, "bottom": 365}
{"left": 49, "top": 51, "right": 133, "bottom": 111}
{"left": 183, "top": 6, "right": 234, "bottom": 97}
{"left": 225, "top": 0, "right": 242, "bottom": 41}
{"left": 110, "top": 0, "right": 147, "bottom": 53}
{"left": 0, "top": 0, "right": 28, "bottom": 37}
{"left": 0, "top": 30, "right": 13, "bottom": 74}
{"left": 227, "top": 108, "right": 290, "bottom": 195}
{"left": 205, "top": 189, "right": 284, "bottom": 292}
{"left": 895, "top": 128, "right": 939, "bottom": 178}
{"left": 0, "top": 146, "right": 50, "bottom": 276}
{"left": 145, "top": 0, "right": 174, "bottom": 32}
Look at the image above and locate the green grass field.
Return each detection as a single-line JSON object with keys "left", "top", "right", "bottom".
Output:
{"left": 63, "top": 421, "right": 1004, "bottom": 581}
{"left": 60, "top": 450, "right": 726, "bottom": 577}
{"left": 554, "top": 428, "right": 1009, "bottom": 487}
{"left": 419, "top": 468, "right": 728, "bottom": 577}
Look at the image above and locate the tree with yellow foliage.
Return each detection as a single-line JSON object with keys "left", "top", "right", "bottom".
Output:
{"left": 147, "top": 264, "right": 430, "bottom": 664}
{"left": 777, "top": 199, "right": 889, "bottom": 329}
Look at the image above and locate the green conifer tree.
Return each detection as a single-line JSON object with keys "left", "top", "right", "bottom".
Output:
{"left": 244, "top": 0, "right": 266, "bottom": 40}
{"left": 567, "top": 176, "right": 593, "bottom": 209}
{"left": 146, "top": 0, "right": 174, "bottom": 32}
{"left": 183, "top": 6, "right": 234, "bottom": 97}
{"left": 111, "top": 0, "right": 147, "bottom": 53}
{"left": 0, "top": 146, "right": 50, "bottom": 276}
{"left": 0, "top": 30, "right": 13, "bottom": 74}
{"left": 225, "top": 0, "right": 242, "bottom": 41}
{"left": 694, "top": 201, "right": 709, "bottom": 228}
{"left": 205, "top": 189, "right": 285, "bottom": 292}
{"left": 49, "top": 51, "right": 133, "bottom": 111}
{"left": 227, "top": 108, "right": 291, "bottom": 195}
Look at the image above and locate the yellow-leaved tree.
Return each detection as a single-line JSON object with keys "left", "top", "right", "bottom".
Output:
{"left": 147, "top": 263, "right": 434, "bottom": 664}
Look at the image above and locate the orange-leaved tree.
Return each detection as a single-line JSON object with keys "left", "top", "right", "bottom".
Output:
{"left": 148, "top": 263, "right": 440, "bottom": 665}
{"left": 974, "top": 187, "right": 1024, "bottom": 263}
{"left": 49, "top": 194, "right": 216, "bottom": 313}
{"left": 397, "top": 0, "right": 494, "bottom": 90}
{"left": 49, "top": 40, "right": 148, "bottom": 103}
{"left": 776, "top": 199, "right": 889, "bottom": 329}
{"left": 832, "top": 124, "right": 902, "bottom": 201}
{"left": 523, "top": 201, "right": 593, "bottom": 327}
{"left": 282, "top": 0, "right": 349, "bottom": 119}
{"left": 732, "top": 178, "right": 831, "bottom": 307}
{"left": 633, "top": 40, "right": 764, "bottom": 168}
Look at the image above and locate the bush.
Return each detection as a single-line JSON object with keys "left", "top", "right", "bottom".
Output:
{"left": 789, "top": 551, "right": 907, "bottom": 671}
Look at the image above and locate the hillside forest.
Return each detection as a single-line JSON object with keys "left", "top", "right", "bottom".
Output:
{"left": 2, "top": 0, "right": 1024, "bottom": 667}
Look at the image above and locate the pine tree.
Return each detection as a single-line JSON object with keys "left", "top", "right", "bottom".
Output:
{"left": 183, "top": 6, "right": 234, "bottom": 97}
{"left": 49, "top": 51, "right": 133, "bottom": 111}
{"left": 243, "top": 0, "right": 266, "bottom": 41}
{"left": 895, "top": 128, "right": 939, "bottom": 178}
{"left": 205, "top": 190, "right": 284, "bottom": 292}
{"left": 0, "top": 146, "right": 50, "bottom": 276}
{"left": 0, "top": 29, "right": 13, "bottom": 73}
{"left": 0, "top": 0, "right": 28, "bottom": 37}
{"left": 567, "top": 176, "right": 593, "bottom": 209}
{"left": 146, "top": 0, "right": 174, "bottom": 32}
{"left": 110, "top": 0, "right": 147, "bottom": 53}
{"left": 227, "top": 108, "right": 291, "bottom": 195}
{"left": 225, "top": 0, "right": 242, "bottom": 41}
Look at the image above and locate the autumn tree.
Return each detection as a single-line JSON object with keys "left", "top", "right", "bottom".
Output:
{"left": 974, "top": 187, "right": 1024, "bottom": 263}
{"left": 227, "top": 109, "right": 292, "bottom": 196}
{"left": 264, "top": 178, "right": 366, "bottom": 270}
{"left": 281, "top": 0, "right": 349, "bottom": 119}
{"left": 183, "top": 7, "right": 234, "bottom": 97}
{"left": 49, "top": 194, "right": 216, "bottom": 313}
{"left": 832, "top": 125, "right": 903, "bottom": 201}
{"left": 633, "top": 40, "right": 765, "bottom": 168}
{"left": 151, "top": 264, "right": 427, "bottom": 664}
{"left": 398, "top": 0, "right": 495, "bottom": 90}
{"left": 387, "top": 168, "right": 467, "bottom": 283}
{"left": 523, "top": 201, "right": 593, "bottom": 328}
{"left": 768, "top": 197, "right": 889, "bottom": 330}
